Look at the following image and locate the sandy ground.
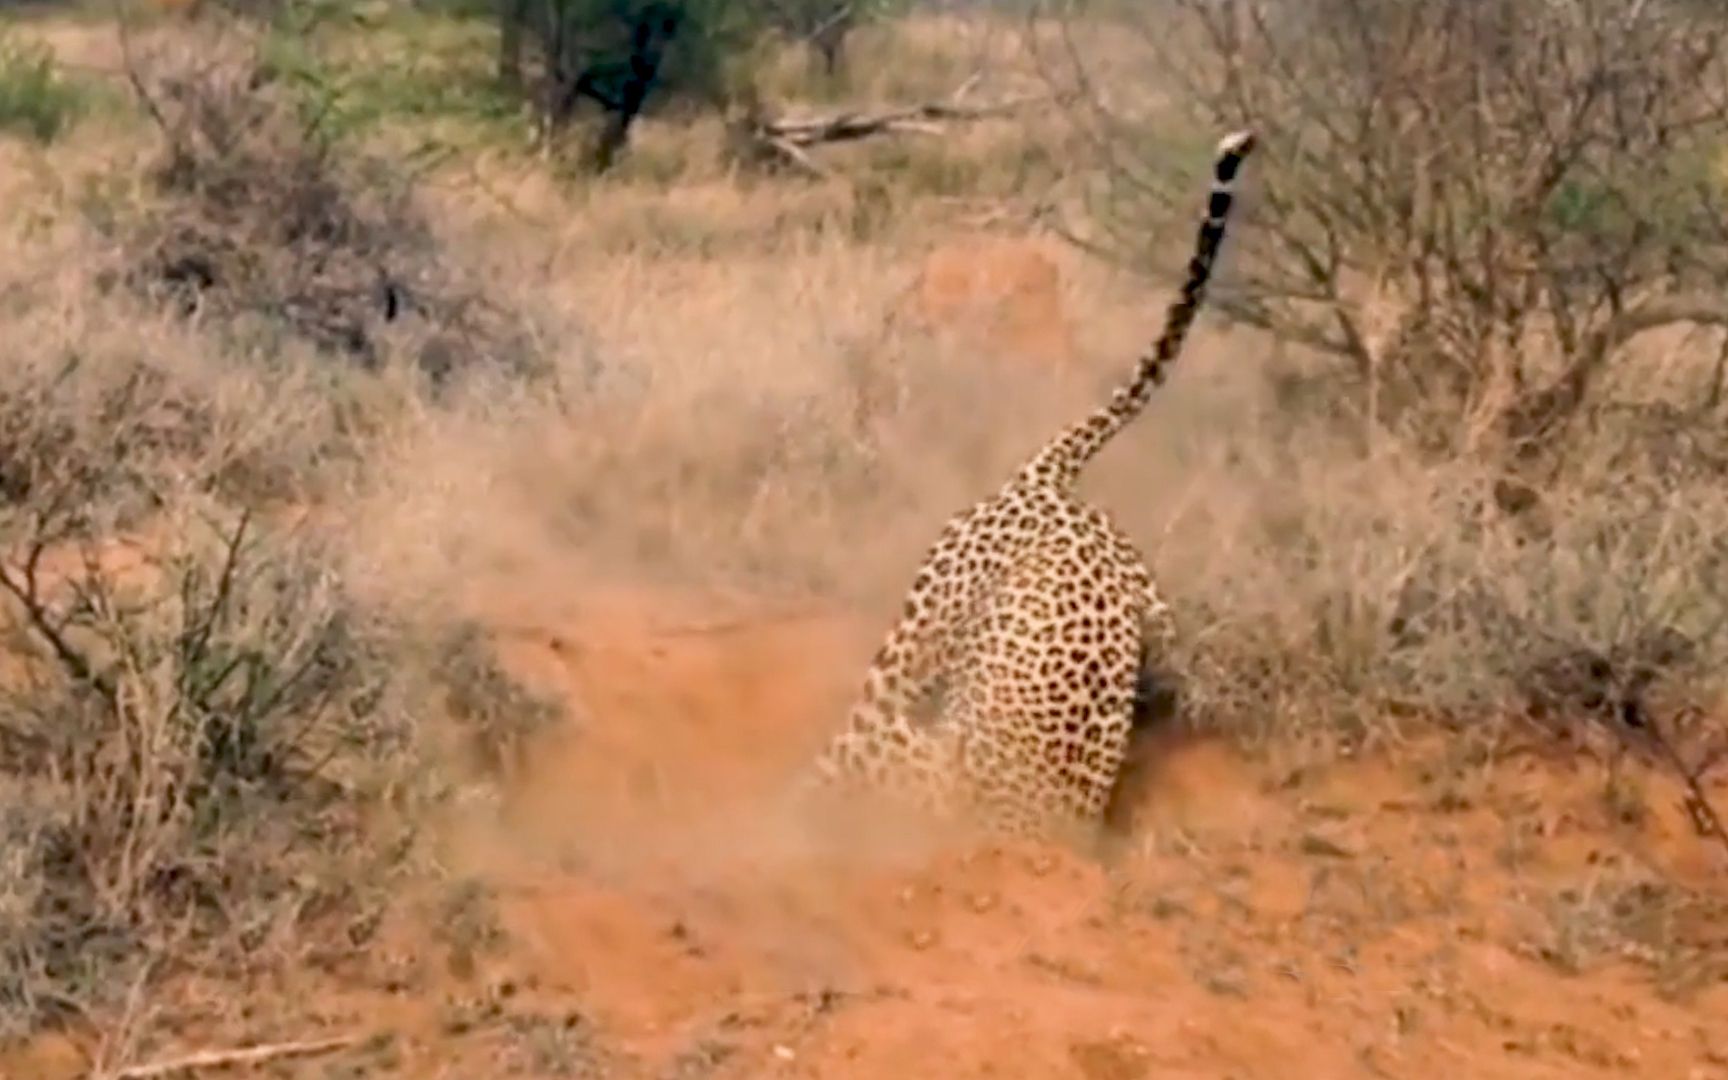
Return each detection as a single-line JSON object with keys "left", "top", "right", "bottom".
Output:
{"left": 18, "top": 582, "right": 1719, "bottom": 1080}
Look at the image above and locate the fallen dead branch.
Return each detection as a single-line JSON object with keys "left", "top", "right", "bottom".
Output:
{"left": 732, "top": 75, "right": 1046, "bottom": 177}
{"left": 109, "top": 1034, "right": 364, "bottom": 1078}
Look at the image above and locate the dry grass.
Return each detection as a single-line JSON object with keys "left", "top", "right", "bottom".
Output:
{"left": 0, "top": 285, "right": 420, "bottom": 1035}
{"left": 0, "top": 17, "right": 564, "bottom": 1041}
{"left": 0, "top": 0, "right": 1725, "bottom": 1054}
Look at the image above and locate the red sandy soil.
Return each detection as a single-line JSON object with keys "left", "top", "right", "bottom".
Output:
{"left": 7, "top": 582, "right": 1728, "bottom": 1078}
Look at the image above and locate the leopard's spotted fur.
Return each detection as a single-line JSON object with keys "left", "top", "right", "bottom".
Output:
{"left": 806, "top": 130, "right": 1258, "bottom": 838}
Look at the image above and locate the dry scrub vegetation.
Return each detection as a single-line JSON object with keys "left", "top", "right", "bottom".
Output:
{"left": 0, "top": 0, "right": 1725, "bottom": 1066}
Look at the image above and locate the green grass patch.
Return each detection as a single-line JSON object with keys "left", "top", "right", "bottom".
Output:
{"left": 0, "top": 30, "right": 90, "bottom": 143}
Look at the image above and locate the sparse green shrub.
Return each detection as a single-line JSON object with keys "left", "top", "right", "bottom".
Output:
{"left": 0, "top": 502, "right": 425, "bottom": 1038}
{"left": 0, "top": 31, "right": 86, "bottom": 143}
{"left": 0, "top": 199, "right": 562, "bottom": 1043}
{"left": 0, "top": 285, "right": 414, "bottom": 1039}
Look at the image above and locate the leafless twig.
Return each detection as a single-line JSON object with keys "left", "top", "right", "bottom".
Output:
{"left": 106, "top": 1033, "right": 364, "bottom": 1079}
{"left": 1640, "top": 706, "right": 1728, "bottom": 860}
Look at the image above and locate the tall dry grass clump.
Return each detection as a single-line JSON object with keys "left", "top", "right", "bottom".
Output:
{"left": 1141, "top": 409, "right": 1728, "bottom": 750}
{"left": 105, "top": 21, "right": 543, "bottom": 388}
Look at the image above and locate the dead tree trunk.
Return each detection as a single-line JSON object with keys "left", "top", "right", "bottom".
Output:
{"left": 497, "top": 0, "right": 529, "bottom": 90}
{"left": 537, "top": 2, "right": 682, "bottom": 171}
{"left": 810, "top": 3, "right": 854, "bottom": 77}
{"left": 590, "top": 5, "right": 680, "bottom": 171}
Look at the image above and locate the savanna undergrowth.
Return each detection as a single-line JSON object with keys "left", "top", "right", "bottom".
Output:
{"left": 2, "top": 0, "right": 1726, "bottom": 1044}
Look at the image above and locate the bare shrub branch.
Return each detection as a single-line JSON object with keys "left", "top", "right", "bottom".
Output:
{"left": 1036, "top": 0, "right": 1728, "bottom": 461}
{"left": 107, "top": 1033, "right": 363, "bottom": 1079}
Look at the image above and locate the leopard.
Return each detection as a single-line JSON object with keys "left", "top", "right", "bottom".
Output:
{"left": 799, "top": 128, "right": 1259, "bottom": 840}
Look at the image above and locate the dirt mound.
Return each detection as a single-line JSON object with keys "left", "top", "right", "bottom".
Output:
{"left": 910, "top": 236, "right": 1079, "bottom": 369}
{"left": 419, "top": 587, "right": 1728, "bottom": 1078}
